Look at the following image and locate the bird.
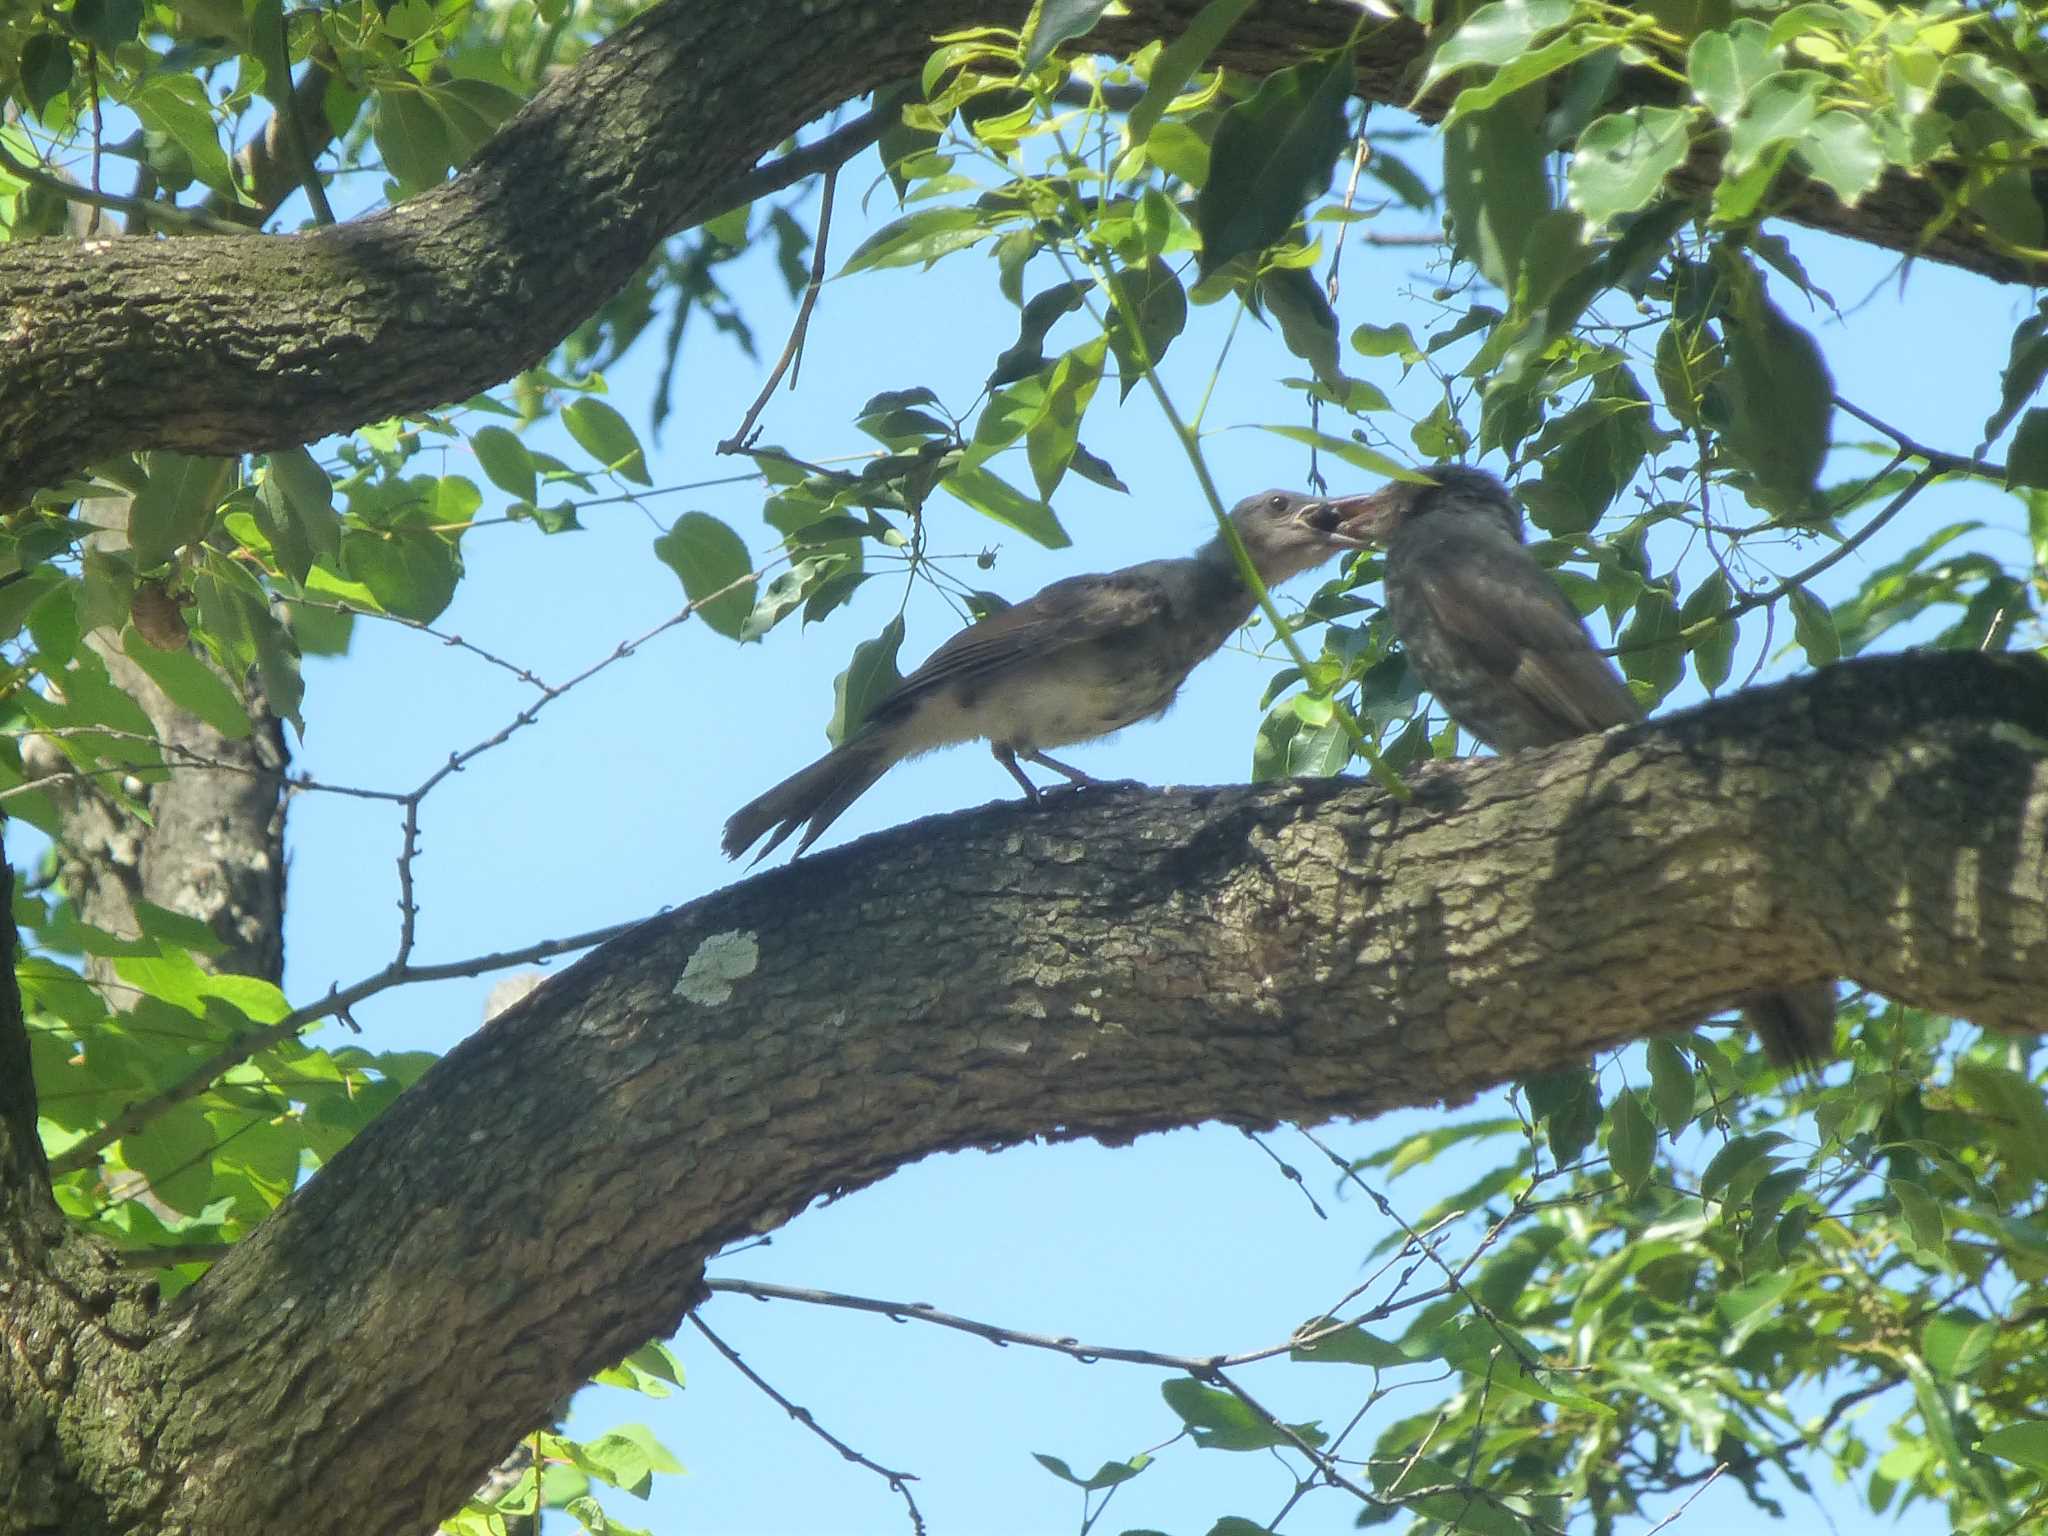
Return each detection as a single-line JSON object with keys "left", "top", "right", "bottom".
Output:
{"left": 1346, "top": 463, "right": 1835, "bottom": 1071}
{"left": 723, "top": 487, "right": 1377, "bottom": 861}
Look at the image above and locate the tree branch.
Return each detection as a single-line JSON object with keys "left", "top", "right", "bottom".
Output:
{"left": 118, "top": 649, "right": 2048, "bottom": 1536}
{"left": 2, "top": 0, "right": 2040, "bottom": 506}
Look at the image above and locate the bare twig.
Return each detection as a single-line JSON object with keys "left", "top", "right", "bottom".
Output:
{"left": 1642, "top": 1463, "right": 1726, "bottom": 1533}
{"left": 717, "top": 167, "right": 839, "bottom": 454}
{"left": 1833, "top": 394, "right": 2008, "bottom": 480}
{"left": 690, "top": 1313, "right": 927, "bottom": 1536}
{"left": 1297, "top": 1127, "right": 1547, "bottom": 1376}
{"left": 707, "top": 1277, "right": 1389, "bottom": 1372}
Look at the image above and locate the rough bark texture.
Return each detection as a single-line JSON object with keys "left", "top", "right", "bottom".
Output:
{"left": 0, "top": 0, "right": 2039, "bottom": 506}
{"left": 3, "top": 650, "right": 2044, "bottom": 1536}
{"left": 24, "top": 642, "right": 288, "bottom": 988}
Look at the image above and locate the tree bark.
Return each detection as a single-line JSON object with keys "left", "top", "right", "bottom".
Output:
{"left": 0, "top": 0, "right": 2037, "bottom": 507}
{"left": 2, "top": 648, "right": 2043, "bottom": 1536}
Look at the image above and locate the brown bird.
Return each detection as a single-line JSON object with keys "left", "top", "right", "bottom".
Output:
{"left": 723, "top": 488, "right": 1375, "bottom": 861}
{"left": 1347, "top": 464, "right": 1835, "bottom": 1070}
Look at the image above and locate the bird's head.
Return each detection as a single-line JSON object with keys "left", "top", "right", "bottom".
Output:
{"left": 1226, "top": 487, "right": 1384, "bottom": 583}
{"left": 1338, "top": 465, "right": 1524, "bottom": 547}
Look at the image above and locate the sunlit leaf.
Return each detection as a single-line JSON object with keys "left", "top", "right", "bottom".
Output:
{"left": 652, "top": 513, "right": 755, "bottom": 639}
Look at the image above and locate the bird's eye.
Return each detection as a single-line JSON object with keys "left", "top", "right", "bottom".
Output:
{"left": 1270, "top": 494, "right": 1289, "bottom": 511}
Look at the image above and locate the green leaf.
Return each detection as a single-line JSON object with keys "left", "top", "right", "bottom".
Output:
{"left": 1291, "top": 1324, "right": 1410, "bottom": 1367}
{"left": 1981, "top": 1423, "right": 2048, "bottom": 1476}
{"left": 830, "top": 615, "right": 905, "bottom": 745}
{"left": 1194, "top": 50, "right": 1354, "bottom": 279}
{"left": 1985, "top": 304, "right": 2048, "bottom": 446}
{"left": 1027, "top": 338, "right": 1106, "bottom": 499}
{"left": 1031, "top": 1452, "right": 1149, "bottom": 1489}
{"left": 1566, "top": 107, "right": 1690, "bottom": 231}
{"left": 373, "top": 87, "right": 454, "bottom": 194}
{"left": 1159, "top": 1377, "right": 1321, "bottom": 1452}
{"left": 652, "top": 513, "right": 756, "bottom": 640}
{"left": 1419, "top": 0, "right": 1574, "bottom": 96}
{"left": 20, "top": 33, "right": 73, "bottom": 118}
{"left": 988, "top": 279, "right": 1093, "bottom": 388}
{"left": 1524, "top": 1067, "right": 1599, "bottom": 1165}
{"left": 133, "top": 75, "right": 237, "bottom": 197}
{"left": 1923, "top": 1310, "right": 1996, "bottom": 1380}
{"left": 1021, "top": 0, "right": 1112, "bottom": 70}
{"left": 340, "top": 529, "right": 462, "bottom": 624}
{"left": 120, "top": 1099, "right": 218, "bottom": 1214}
{"left": 562, "top": 398, "right": 650, "bottom": 485}
{"left": 1616, "top": 587, "right": 1682, "bottom": 698}
{"left": 1646, "top": 1039, "right": 1696, "bottom": 1132}
{"left": 1260, "top": 266, "right": 1344, "bottom": 389}
{"left": 1687, "top": 20, "right": 1778, "bottom": 126}
{"left": 1351, "top": 321, "right": 1421, "bottom": 361}
{"left": 266, "top": 447, "right": 341, "bottom": 564}
{"left": 1715, "top": 252, "right": 1832, "bottom": 518}
{"left": 840, "top": 207, "right": 1009, "bottom": 275}
{"left": 1892, "top": 1177, "right": 1946, "bottom": 1255}
{"left": 429, "top": 78, "right": 526, "bottom": 161}
{"left": 942, "top": 466, "right": 1072, "bottom": 549}
{"left": 1795, "top": 110, "right": 1882, "bottom": 205}
{"left": 1947, "top": 53, "right": 2046, "bottom": 139}
{"left": 1609, "top": 1088, "right": 1653, "bottom": 1196}
{"left": 129, "top": 453, "right": 230, "bottom": 570}
{"left": 121, "top": 628, "right": 252, "bottom": 739}
{"left": 1444, "top": 86, "right": 1550, "bottom": 290}
{"left": 2005, "top": 408, "right": 2048, "bottom": 490}
{"left": 1255, "top": 426, "right": 1408, "bottom": 480}
{"left": 1104, "top": 260, "right": 1188, "bottom": 396}
{"left": 1679, "top": 568, "right": 1735, "bottom": 693}
{"left": 471, "top": 426, "right": 537, "bottom": 502}
{"left": 1125, "top": 0, "right": 1258, "bottom": 145}
{"left": 1700, "top": 1132, "right": 1787, "bottom": 1201}
{"left": 1715, "top": 1271, "right": 1798, "bottom": 1353}
{"left": 1727, "top": 70, "right": 1828, "bottom": 176}
{"left": 1787, "top": 584, "right": 1839, "bottom": 665}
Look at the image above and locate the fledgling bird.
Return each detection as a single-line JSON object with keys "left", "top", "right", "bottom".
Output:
{"left": 723, "top": 488, "right": 1376, "bottom": 861}
{"left": 1346, "top": 464, "right": 1835, "bottom": 1070}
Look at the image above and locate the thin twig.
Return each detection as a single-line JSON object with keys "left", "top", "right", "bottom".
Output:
{"left": 285, "top": 599, "right": 551, "bottom": 692}
{"left": 689, "top": 1313, "right": 927, "bottom": 1536}
{"left": 1297, "top": 1127, "right": 1548, "bottom": 1376}
{"left": 1239, "top": 1127, "right": 1328, "bottom": 1218}
{"left": 45, "top": 912, "right": 647, "bottom": 1176}
{"left": 1641, "top": 1463, "right": 1726, "bottom": 1533}
{"left": 268, "top": 4, "right": 335, "bottom": 225}
{"left": 1833, "top": 394, "right": 2008, "bottom": 480}
{"left": 709, "top": 1278, "right": 1362, "bottom": 1372}
{"left": 0, "top": 139, "right": 255, "bottom": 236}
{"left": 718, "top": 167, "right": 839, "bottom": 454}
{"left": 6, "top": 729, "right": 409, "bottom": 804}
{"left": 1325, "top": 122, "right": 1371, "bottom": 306}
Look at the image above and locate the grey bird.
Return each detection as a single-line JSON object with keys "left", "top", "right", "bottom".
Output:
{"left": 723, "top": 488, "right": 1375, "bottom": 861}
{"left": 1347, "top": 464, "right": 1835, "bottom": 1070}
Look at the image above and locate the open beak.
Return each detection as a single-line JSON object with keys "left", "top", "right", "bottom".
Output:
{"left": 1300, "top": 489, "right": 1397, "bottom": 548}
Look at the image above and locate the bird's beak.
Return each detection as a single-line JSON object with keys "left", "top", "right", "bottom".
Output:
{"left": 1301, "top": 489, "right": 1395, "bottom": 548}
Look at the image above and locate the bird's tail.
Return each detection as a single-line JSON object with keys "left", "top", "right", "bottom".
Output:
{"left": 722, "top": 738, "right": 895, "bottom": 862}
{"left": 1743, "top": 981, "right": 1837, "bottom": 1072}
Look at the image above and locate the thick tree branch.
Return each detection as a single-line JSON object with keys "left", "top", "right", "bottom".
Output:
{"left": 69, "top": 649, "right": 2038, "bottom": 1536}
{"left": 1, "top": 0, "right": 2039, "bottom": 506}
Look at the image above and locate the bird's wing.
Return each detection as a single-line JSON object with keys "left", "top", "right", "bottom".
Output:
{"left": 1404, "top": 536, "right": 1642, "bottom": 739}
{"left": 868, "top": 569, "right": 1174, "bottom": 722}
